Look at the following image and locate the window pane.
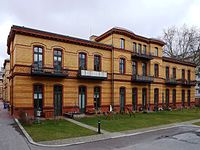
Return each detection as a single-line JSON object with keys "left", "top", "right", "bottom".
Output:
{"left": 39, "top": 55, "right": 42, "bottom": 61}
{"left": 34, "top": 54, "right": 38, "bottom": 62}
{"left": 58, "top": 57, "right": 62, "bottom": 62}
{"left": 39, "top": 47, "right": 42, "bottom": 53}
{"left": 34, "top": 47, "right": 38, "bottom": 52}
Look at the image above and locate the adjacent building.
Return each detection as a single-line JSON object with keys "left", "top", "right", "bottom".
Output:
{"left": 0, "top": 67, "right": 3, "bottom": 100}
{"left": 196, "top": 66, "right": 200, "bottom": 103}
{"left": 7, "top": 26, "right": 196, "bottom": 118}
{"left": 2, "top": 59, "right": 10, "bottom": 103}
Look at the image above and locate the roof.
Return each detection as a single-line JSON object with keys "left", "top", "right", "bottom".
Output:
{"left": 162, "top": 56, "right": 196, "bottom": 67}
{"left": 3, "top": 59, "right": 10, "bottom": 69}
{"left": 95, "top": 27, "right": 165, "bottom": 46}
{"left": 7, "top": 25, "right": 113, "bottom": 54}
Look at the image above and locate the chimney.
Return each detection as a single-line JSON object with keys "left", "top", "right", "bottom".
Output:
{"left": 89, "top": 35, "right": 98, "bottom": 41}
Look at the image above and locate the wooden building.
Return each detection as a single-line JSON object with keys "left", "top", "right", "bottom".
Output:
{"left": 7, "top": 26, "right": 196, "bottom": 118}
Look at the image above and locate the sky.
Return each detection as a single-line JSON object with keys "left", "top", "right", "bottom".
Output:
{"left": 0, "top": 0, "right": 200, "bottom": 68}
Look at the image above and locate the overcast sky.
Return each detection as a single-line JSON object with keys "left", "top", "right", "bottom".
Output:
{"left": 0, "top": 0, "right": 200, "bottom": 68}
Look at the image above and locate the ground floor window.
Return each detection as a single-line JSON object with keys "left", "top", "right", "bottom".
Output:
{"left": 132, "top": 88, "right": 137, "bottom": 111}
{"left": 165, "top": 89, "right": 169, "bottom": 108}
{"left": 94, "top": 87, "right": 101, "bottom": 110}
{"left": 34, "top": 84, "right": 43, "bottom": 116}
{"left": 120, "top": 87, "right": 125, "bottom": 112}
{"left": 142, "top": 88, "right": 147, "bottom": 110}
{"left": 172, "top": 89, "right": 176, "bottom": 106}
{"left": 79, "top": 86, "right": 86, "bottom": 113}
{"left": 187, "top": 90, "right": 190, "bottom": 106}
{"left": 154, "top": 88, "right": 159, "bottom": 110}
{"left": 182, "top": 90, "right": 185, "bottom": 107}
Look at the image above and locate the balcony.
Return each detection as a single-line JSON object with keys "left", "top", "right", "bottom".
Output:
{"left": 178, "top": 79, "right": 196, "bottom": 86}
{"left": 131, "top": 52, "right": 153, "bottom": 60}
{"left": 165, "top": 78, "right": 178, "bottom": 85}
{"left": 131, "top": 74, "right": 153, "bottom": 83}
{"left": 78, "top": 70, "right": 108, "bottom": 80}
{"left": 31, "top": 65, "right": 68, "bottom": 78}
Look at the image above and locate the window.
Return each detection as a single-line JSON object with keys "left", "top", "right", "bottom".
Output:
{"left": 34, "top": 84, "right": 43, "bottom": 116}
{"left": 33, "top": 46, "right": 43, "bottom": 67}
{"left": 143, "top": 45, "right": 147, "bottom": 54}
{"left": 172, "top": 68, "right": 176, "bottom": 79}
{"left": 172, "top": 89, "right": 176, "bottom": 106}
{"left": 155, "top": 47, "right": 158, "bottom": 56}
{"left": 94, "top": 55, "right": 101, "bottom": 71}
{"left": 120, "top": 87, "right": 125, "bottom": 112}
{"left": 54, "top": 49, "right": 62, "bottom": 71}
{"left": 132, "top": 88, "right": 137, "bottom": 111}
{"left": 165, "top": 89, "right": 169, "bottom": 107}
{"left": 79, "top": 53, "right": 86, "bottom": 70}
{"left": 187, "top": 70, "right": 191, "bottom": 81}
{"left": 94, "top": 87, "right": 101, "bottom": 110}
{"left": 138, "top": 44, "right": 142, "bottom": 54}
{"left": 182, "top": 90, "right": 185, "bottom": 107}
{"left": 142, "top": 88, "right": 147, "bottom": 110}
{"left": 166, "top": 66, "right": 169, "bottom": 79}
{"left": 154, "top": 64, "right": 159, "bottom": 77}
{"left": 132, "top": 61, "right": 137, "bottom": 75}
{"left": 120, "top": 38, "right": 125, "bottom": 49}
{"left": 154, "top": 88, "right": 159, "bottom": 110}
{"left": 142, "top": 62, "right": 147, "bottom": 76}
{"left": 119, "top": 58, "right": 125, "bottom": 74}
{"left": 187, "top": 90, "right": 190, "bottom": 106}
{"left": 182, "top": 69, "right": 185, "bottom": 80}
{"left": 133, "top": 42, "right": 137, "bottom": 52}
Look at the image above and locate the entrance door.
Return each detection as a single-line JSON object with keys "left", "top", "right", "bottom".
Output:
{"left": 142, "top": 88, "right": 147, "bottom": 110}
{"left": 120, "top": 87, "right": 125, "bottom": 112}
{"left": 54, "top": 85, "right": 63, "bottom": 116}
{"left": 132, "top": 88, "right": 137, "bottom": 111}
{"left": 79, "top": 86, "right": 86, "bottom": 113}
{"left": 94, "top": 87, "right": 100, "bottom": 110}
{"left": 34, "top": 85, "right": 43, "bottom": 116}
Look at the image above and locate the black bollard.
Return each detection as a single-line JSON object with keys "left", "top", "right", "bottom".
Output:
{"left": 98, "top": 120, "right": 101, "bottom": 134}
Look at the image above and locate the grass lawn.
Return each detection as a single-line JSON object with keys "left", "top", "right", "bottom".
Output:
{"left": 77, "top": 108, "right": 200, "bottom": 132}
{"left": 22, "top": 119, "right": 96, "bottom": 142}
{"left": 193, "top": 122, "right": 200, "bottom": 126}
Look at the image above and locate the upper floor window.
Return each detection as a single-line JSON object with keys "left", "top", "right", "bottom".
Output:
{"left": 54, "top": 49, "right": 62, "bottom": 71}
{"left": 142, "top": 62, "right": 147, "bottom": 76}
{"left": 119, "top": 58, "right": 125, "bottom": 74}
{"left": 182, "top": 69, "right": 185, "bottom": 80}
{"left": 154, "top": 64, "right": 159, "bottom": 77}
{"left": 132, "top": 61, "right": 137, "bottom": 75}
{"left": 172, "top": 67, "right": 176, "bottom": 79}
{"left": 34, "top": 46, "right": 43, "bottom": 67}
{"left": 138, "top": 44, "right": 142, "bottom": 54}
{"left": 94, "top": 55, "right": 101, "bottom": 71}
{"left": 143, "top": 45, "right": 147, "bottom": 54}
{"left": 120, "top": 38, "right": 125, "bottom": 49}
{"left": 155, "top": 47, "right": 158, "bottom": 56}
{"left": 79, "top": 53, "right": 87, "bottom": 70}
{"left": 187, "top": 70, "right": 191, "bottom": 81}
{"left": 166, "top": 66, "right": 169, "bottom": 79}
{"left": 133, "top": 42, "right": 137, "bottom": 52}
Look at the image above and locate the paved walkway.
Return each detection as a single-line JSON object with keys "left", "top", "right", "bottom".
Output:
{"left": 0, "top": 100, "right": 30, "bottom": 150}
{"left": 64, "top": 118, "right": 110, "bottom": 134}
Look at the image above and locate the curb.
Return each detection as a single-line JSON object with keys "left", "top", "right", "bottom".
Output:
{"left": 14, "top": 118, "right": 200, "bottom": 147}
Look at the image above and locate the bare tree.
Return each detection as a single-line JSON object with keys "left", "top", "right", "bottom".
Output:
{"left": 162, "top": 25, "right": 200, "bottom": 65}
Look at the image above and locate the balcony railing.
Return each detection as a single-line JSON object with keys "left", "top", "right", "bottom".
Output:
{"left": 31, "top": 65, "right": 68, "bottom": 78}
{"left": 165, "top": 78, "right": 178, "bottom": 85}
{"left": 178, "top": 79, "right": 196, "bottom": 86}
{"left": 131, "top": 52, "right": 153, "bottom": 60}
{"left": 78, "top": 70, "right": 108, "bottom": 80}
{"left": 131, "top": 74, "right": 153, "bottom": 83}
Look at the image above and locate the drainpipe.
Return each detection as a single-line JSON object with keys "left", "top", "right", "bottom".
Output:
{"left": 111, "top": 34, "right": 114, "bottom": 110}
{"left": 148, "top": 45, "right": 151, "bottom": 112}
